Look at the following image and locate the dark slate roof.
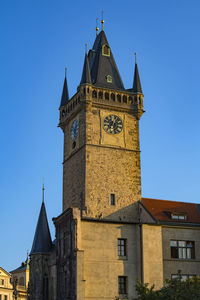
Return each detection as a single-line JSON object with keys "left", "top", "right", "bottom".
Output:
{"left": 88, "top": 30, "right": 124, "bottom": 90}
{"left": 142, "top": 198, "right": 200, "bottom": 224}
{"left": 10, "top": 258, "right": 29, "bottom": 273}
{"left": 30, "top": 202, "right": 53, "bottom": 255}
{"left": 80, "top": 54, "right": 92, "bottom": 85}
{"left": 132, "top": 62, "right": 143, "bottom": 94}
{"left": 60, "top": 76, "right": 69, "bottom": 108}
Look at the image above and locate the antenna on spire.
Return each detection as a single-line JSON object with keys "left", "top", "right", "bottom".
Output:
{"left": 65, "top": 66, "right": 67, "bottom": 78}
{"left": 96, "top": 18, "right": 99, "bottom": 36}
{"left": 85, "top": 43, "right": 88, "bottom": 54}
{"left": 42, "top": 178, "right": 45, "bottom": 203}
{"left": 101, "top": 10, "right": 104, "bottom": 31}
{"left": 134, "top": 52, "right": 137, "bottom": 64}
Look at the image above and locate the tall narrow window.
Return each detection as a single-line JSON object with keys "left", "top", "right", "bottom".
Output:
{"left": 118, "top": 276, "right": 127, "bottom": 295}
{"left": 42, "top": 275, "right": 48, "bottom": 300}
{"left": 110, "top": 194, "right": 115, "bottom": 205}
{"left": 4, "top": 296, "right": 7, "bottom": 300}
{"left": 118, "top": 239, "right": 127, "bottom": 256}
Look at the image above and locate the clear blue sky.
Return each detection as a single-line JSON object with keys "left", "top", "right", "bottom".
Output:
{"left": 1, "top": 0, "right": 200, "bottom": 271}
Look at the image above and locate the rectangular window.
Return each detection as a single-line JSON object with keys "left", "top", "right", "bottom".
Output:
{"left": 118, "top": 276, "right": 127, "bottom": 295}
{"left": 118, "top": 239, "right": 127, "bottom": 256}
{"left": 170, "top": 240, "right": 195, "bottom": 259}
{"left": 171, "top": 214, "right": 186, "bottom": 220}
{"left": 110, "top": 194, "right": 115, "bottom": 205}
{"left": 171, "top": 274, "right": 195, "bottom": 281}
{"left": 0, "top": 295, "right": 1, "bottom": 300}
{"left": 1, "top": 280, "right": 4, "bottom": 285}
{"left": 4, "top": 296, "right": 7, "bottom": 300}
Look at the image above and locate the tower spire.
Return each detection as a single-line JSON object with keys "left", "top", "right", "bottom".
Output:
{"left": 101, "top": 10, "right": 104, "bottom": 31}
{"left": 59, "top": 67, "right": 69, "bottom": 107}
{"left": 96, "top": 18, "right": 99, "bottom": 36}
{"left": 80, "top": 46, "right": 92, "bottom": 85}
{"left": 132, "top": 52, "right": 143, "bottom": 94}
{"left": 42, "top": 180, "right": 45, "bottom": 203}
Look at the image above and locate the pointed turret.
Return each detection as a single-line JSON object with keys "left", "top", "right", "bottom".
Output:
{"left": 30, "top": 196, "right": 52, "bottom": 254}
{"left": 80, "top": 53, "right": 92, "bottom": 85}
{"left": 88, "top": 30, "right": 124, "bottom": 90}
{"left": 132, "top": 53, "right": 143, "bottom": 94}
{"left": 60, "top": 70, "right": 69, "bottom": 107}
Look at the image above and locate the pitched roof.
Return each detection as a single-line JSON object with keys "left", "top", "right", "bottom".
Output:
{"left": 60, "top": 76, "right": 69, "bottom": 108}
{"left": 10, "top": 259, "right": 29, "bottom": 273}
{"left": 80, "top": 54, "right": 92, "bottom": 85}
{"left": 30, "top": 202, "right": 53, "bottom": 254}
{"left": 88, "top": 30, "right": 124, "bottom": 90}
{"left": 141, "top": 198, "right": 200, "bottom": 224}
{"left": 132, "top": 62, "right": 143, "bottom": 94}
{"left": 0, "top": 267, "right": 11, "bottom": 277}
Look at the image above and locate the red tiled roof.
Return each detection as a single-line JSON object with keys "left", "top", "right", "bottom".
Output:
{"left": 141, "top": 198, "right": 200, "bottom": 224}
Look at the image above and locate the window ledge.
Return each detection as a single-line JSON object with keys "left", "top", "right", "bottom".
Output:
{"left": 166, "top": 258, "right": 196, "bottom": 262}
{"left": 118, "top": 294, "right": 128, "bottom": 299}
{"left": 118, "top": 256, "right": 128, "bottom": 260}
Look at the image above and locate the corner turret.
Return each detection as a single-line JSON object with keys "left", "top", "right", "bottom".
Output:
{"left": 59, "top": 69, "right": 69, "bottom": 108}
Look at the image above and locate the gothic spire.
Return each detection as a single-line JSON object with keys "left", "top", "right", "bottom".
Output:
{"left": 30, "top": 192, "right": 52, "bottom": 255}
{"left": 80, "top": 46, "right": 92, "bottom": 85}
{"left": 59, "top": 68, "right": 69, "bottom": 107}
{"left": 88, "top": 30, "right": 124, "bottom": 90}
{"left": 132, "top": 53, "right": 143, "bottom": 94}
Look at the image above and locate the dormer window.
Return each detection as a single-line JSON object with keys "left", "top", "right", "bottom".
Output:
{"left": 106, "top": 75, "right": 112, "bottom": 83}
{"left": 102, "top": 44, "right": 110, "bottom": 57}
{"left": 171, "top": 213, "right": 187, "bottom": 220}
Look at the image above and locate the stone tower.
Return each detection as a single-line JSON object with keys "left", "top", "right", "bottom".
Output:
{"left": 59, "top": 29, "right": 144, "bottom": 222}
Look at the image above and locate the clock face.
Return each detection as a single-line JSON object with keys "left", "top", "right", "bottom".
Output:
{"left": 103, "top": 115, "right": 123, "bottom": 134}
{"left": 70, "top": 119, "right": 79, "bottom": 141}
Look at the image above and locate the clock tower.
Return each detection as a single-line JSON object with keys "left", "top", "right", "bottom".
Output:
{"left": 59, "top": 29, "right": 144, "bottom": 222}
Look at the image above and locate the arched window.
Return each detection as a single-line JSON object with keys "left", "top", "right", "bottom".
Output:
{"left": 117, "top": 94, "right": 121, "bottom": 102}
{"left": 111, "top": 93, "right": 115, "bottom": 101}
{"left": 99, "top": 91, "right": 103, "bottom": 99}
{"left": 105, "top": 92, "right": 109, "bottom": 100}
{"left": 102, "top": 44, "right": 110, "bottom": 57}
{"left": 19, "top": 277, "right": 24, "bottom": 286}
{"left": 128, "top": 96, "right": 133, "bottom": 103}
{"left": 92, "top": 90, "right": 97, "bottom": 98}
{"left": 123, "top": 95, "right": 127, "bottom": 103}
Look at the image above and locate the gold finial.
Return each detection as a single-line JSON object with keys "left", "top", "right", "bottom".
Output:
{"left": 134, "top": 52, "right": 137, "bottom": 64}
{"left": 101, "top": 10, "right": 104, "bottom": 31}
{"left": 42, "top": 179, "right": 45, "bottom": 203}
{"left": 85, "top": 43, "right": 88, "bottom": 54}
{"left": 96, "top": 18, "right": 99, "bottom": 36}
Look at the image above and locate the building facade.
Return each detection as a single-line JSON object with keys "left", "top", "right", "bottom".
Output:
{"left": 0, "top": 267, "right": 13, "bottom": 300}
{"left": 0, "top": 258, "right": 29, "bottom": 300}
{"left": 29, "top": 25, "right": 200, "bottom": 300}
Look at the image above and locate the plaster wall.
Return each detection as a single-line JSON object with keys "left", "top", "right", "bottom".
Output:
{"left": 162, "top": 226, "right": 200, "bottom": 281}
{"left": 80, "top": 220, "right": 138, "bottom": 300}
{"left": 142, "top": 224, "right": 163, "bottom": 289}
